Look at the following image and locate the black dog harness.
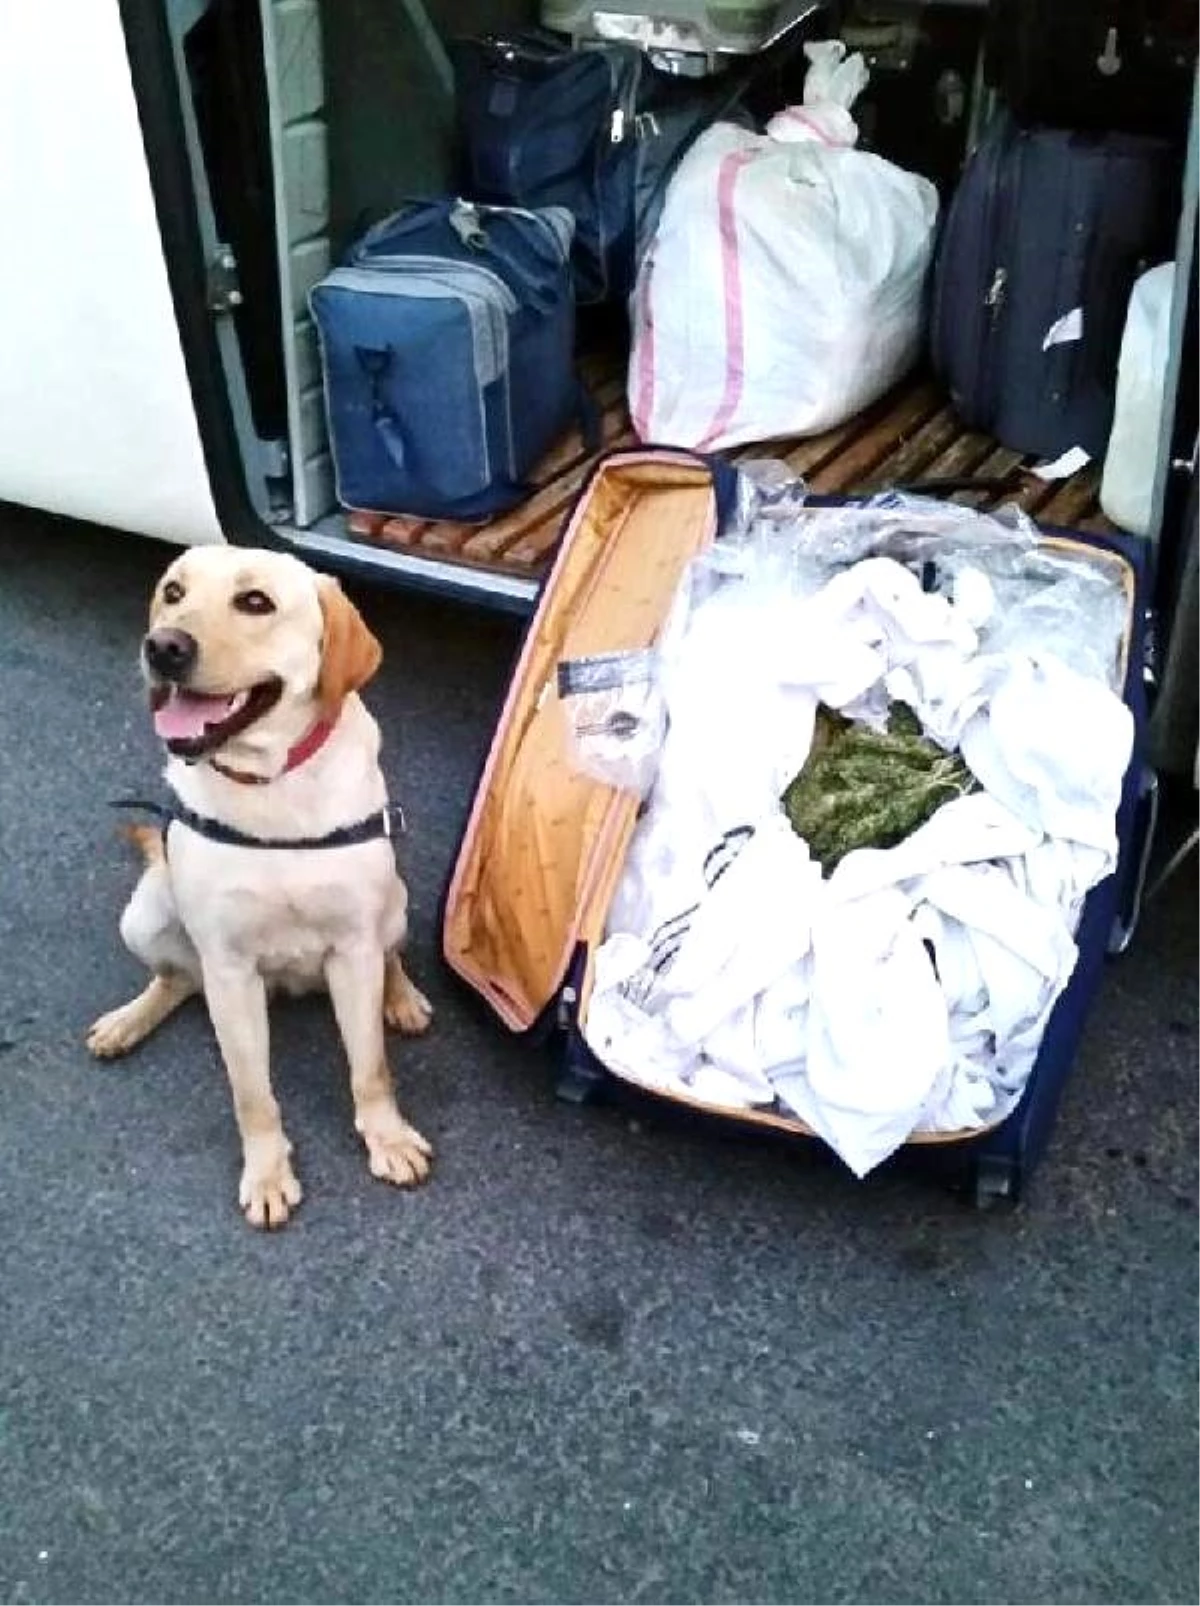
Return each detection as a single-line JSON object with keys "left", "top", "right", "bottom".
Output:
{"left": 110, "top": 793, "right": 406, "bottom": 852}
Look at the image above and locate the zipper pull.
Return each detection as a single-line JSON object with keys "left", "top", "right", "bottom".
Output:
{"left": 557, "top": 986, "right": 578, "bottom": 1031}
{"left": 985, "top": 266, "right": 1008, "bottom": 320}
{"left": 1097, "top": 26, "right": 1122, "bottom": 77}
{"left": 610, "top": 106, "right": 626, "bottom": 143}
{"left": 450, "top": 200, "right": 488, "bottom": 251}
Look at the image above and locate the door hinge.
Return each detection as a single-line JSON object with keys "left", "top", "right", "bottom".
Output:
{"left": 258, "top": 438, "right": 290, "bottom": 479}
{"left": 1175, "top": 430, "right": 1200, "bottom": 472}
{"left": 206, "top": 245, "right": 243, "bottom": 313}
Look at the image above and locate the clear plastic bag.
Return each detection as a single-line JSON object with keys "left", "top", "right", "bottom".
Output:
{"left": 784, "top": 488, "right": 1040, "bottom": 567}
{"left": 704, "top": 458, "right": 835, "bottom": 599}
{"left": 557, "top": 648, "right": 667, "bottom": 796}
{"left": 938, "top": 547, "right": 1129, "bottom": 690}
{"left": 720, "top": 473, "right": 1128, "bottom": 689}
{"left": 728, "top": 474, "right": 1035, "bottom": 565}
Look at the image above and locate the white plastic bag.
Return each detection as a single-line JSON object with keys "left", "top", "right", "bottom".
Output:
{"left": 628, "top": 40, "right": 938, "bottom": 451}
{"left": 1100, "top": 260, "right": 1176, "bottom": 537}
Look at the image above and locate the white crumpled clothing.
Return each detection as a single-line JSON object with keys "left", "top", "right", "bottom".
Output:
{"left": 583, "top": 554, "right": 1133, "bottom": 1177}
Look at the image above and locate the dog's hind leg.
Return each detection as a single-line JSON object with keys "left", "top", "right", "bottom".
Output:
{"left": 87, "top": 826, "right": 201, "bottom": 1057}
{"left": 382, "top": 950, "right": 433, "bottom": 1036}
{"left": 87, "top": 971, "right": 197, "bottom": 1058}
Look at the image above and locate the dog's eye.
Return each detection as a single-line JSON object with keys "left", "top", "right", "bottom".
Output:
{"left": 233, "top": 589, "right": 276, "bottom": 616}
{"left": 162, "top": 580, "right": 185, "bottom": 605}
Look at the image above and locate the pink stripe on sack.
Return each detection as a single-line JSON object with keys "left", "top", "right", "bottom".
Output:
{"left": 631, "top": 256, "right": 656, "bottom": 440}
{"left": 697, "top": 149, "right": 757, "bottom": 450}
{"left": 773, "top": 106, "right": 838, "bottom": 147}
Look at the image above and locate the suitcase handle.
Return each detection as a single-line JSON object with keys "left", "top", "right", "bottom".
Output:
{"left": 358, "top": 200, "right": 569, "bottom": 311}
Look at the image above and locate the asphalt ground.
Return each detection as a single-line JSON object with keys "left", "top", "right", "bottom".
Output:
{"left": 0, "top": 505, "right": 1195, "bottom": 1605}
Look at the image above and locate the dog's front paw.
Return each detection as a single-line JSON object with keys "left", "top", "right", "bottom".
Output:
{"left": 86, "top": 1003, "right": 145, "bottom": 1059}
{"left": 239, "top": 1142, "right": 303, "bottom": 1229}
{"left": 357, "top": 1104, "right": 433, "bottom": 1188}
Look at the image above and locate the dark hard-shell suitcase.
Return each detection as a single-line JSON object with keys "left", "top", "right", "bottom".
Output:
{"left": 441, "top": 447, "right": 1156, "bottom": 1208}
{"left": 930, "top": 112, "right": 1179, "bottom": 463}
{"left": 450, "top": 30, "right": 758, "bottom": 305}
{"left": 983, "top": 0, "right": 1197, "bottom": 141}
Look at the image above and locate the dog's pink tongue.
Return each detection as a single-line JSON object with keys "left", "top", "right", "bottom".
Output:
{"left": 153, "top": 689, "right": 234, "bottom": 741}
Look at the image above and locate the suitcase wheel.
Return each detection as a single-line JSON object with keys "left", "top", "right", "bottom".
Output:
{"left": 1108, "top": 767, "right": 1160, "bottom": 957}
{"left": 555, "top": 1049, "right": 608, "bottom": 1106}
{"left": 969, "top": 1153, "right": 1021, "bottom": 1211}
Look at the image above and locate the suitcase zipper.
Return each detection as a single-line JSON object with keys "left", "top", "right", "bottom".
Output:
{"left": 608, "top": 48, "right": 641, "bottom": 143}
{"left": 935, "top": 116, "right": 1015, "bottom": 428}
{"left": 984, "top": 264, "right": 1009, "bottom": 417}
{"left": 596, "top": 48, "right": 643, "bottom": 299}
{"left": 979, "top": 122, "right": 1017, "bottom": 428}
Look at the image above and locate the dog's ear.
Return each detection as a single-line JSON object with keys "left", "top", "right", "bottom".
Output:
{"left": 316, "top": 577, "right": 382, "bottom": 714}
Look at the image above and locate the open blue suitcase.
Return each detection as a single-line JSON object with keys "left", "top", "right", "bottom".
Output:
{"left": 441, "top": 448, "right": 1157, "bottom": 1207}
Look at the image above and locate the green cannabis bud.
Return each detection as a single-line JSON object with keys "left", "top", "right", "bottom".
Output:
{"left": 782, "top": 704, "right": 978, "bottom": 874}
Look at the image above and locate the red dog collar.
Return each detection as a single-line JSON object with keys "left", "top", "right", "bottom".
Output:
{"left": 209, "top": 716, "right": 336, "bottom": 786}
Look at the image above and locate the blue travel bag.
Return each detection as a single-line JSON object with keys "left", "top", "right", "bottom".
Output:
{"left": 311, "top": 198, "right": 581, "bottom": 521}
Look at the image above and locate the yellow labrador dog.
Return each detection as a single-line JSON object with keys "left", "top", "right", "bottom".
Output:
{"left": 87, "top": 547, "right": 433, "bottom": 1228}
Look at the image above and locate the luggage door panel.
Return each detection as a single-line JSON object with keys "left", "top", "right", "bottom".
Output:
{"left": 1143, "top": 59, "right": 1200, "bottom": 767}
{"left": 0, "top": 1, "right": 224, "bottom": 545}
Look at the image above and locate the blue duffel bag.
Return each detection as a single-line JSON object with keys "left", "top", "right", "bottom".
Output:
{"left": 450, "top": 31, "right": 758, "bottom": 306}
{"left": 311, "top": 198, "right": 582, "bottom": 522}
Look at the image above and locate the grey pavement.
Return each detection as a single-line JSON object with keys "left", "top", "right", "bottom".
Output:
{"left": 0, "top": 505, "right": 1196, "bottom": 1606}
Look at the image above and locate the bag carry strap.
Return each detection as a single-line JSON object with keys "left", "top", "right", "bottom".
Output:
{"left": 356, "top": 344, "right": 410, "bottom": 471}
{"left": 355, "top": 342, "right": 537, "bottom": 511}
{"left": 356, "top": 344, "right": 486, "bottom": 503}
{"left": 704, "top": 451, "right": 743, "bottom": 533}
{"left": 893, "top": 471, "right": 1025, "bottom": 497}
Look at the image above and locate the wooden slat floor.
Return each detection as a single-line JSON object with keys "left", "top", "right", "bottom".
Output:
{"left": 342, "top": 344, "right": 1115, "bottom": 579}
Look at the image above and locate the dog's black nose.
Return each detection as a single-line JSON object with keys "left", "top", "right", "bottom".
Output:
{"left": 144, "top": 627, "right": 198, "bottom": 682}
